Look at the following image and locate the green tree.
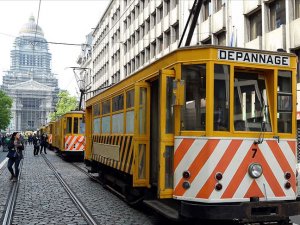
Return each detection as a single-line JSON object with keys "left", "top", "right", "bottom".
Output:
{"left": 0, "top": 90, "right": 13, "bottom": 130}
{"left": 48, "top": 90, "right": 78, "bottom": 121}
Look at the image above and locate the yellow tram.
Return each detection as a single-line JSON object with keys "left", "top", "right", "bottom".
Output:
{"left": 44, "top": 121, "right": 54, "bottom": 149}
{"left": 85, "top": 46, "right": 300, "bottom": 223}
{"left": 52, "top": 111, "right": 85, "bottom": 160}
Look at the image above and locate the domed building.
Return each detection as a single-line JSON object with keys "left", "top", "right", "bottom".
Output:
{"left": 1, "top": 15, "right": 59, "bottom": 132}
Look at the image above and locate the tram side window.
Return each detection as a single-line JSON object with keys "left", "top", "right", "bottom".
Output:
{"left": 73, "top": 117, "right": 79, "bottom": 134}
{"left": 102, "top": 100, "right": 111, "bottom": 133}
{"left": 277, "top": 70, "right": 292, "bottom": 133}
{"left": 181, "top": 64, "right": 206, "bottom": 131}
{"left": 214, "top": 64, "right": 229, "bottom": 131}
{"left": 66, "top": 117, "right": 72, "bottom": 134}
{"left": 126, "top": 90, "right": 134, "bottom": 133}
{"left": 79, "top": 118, "right": 85, "bottom": 134}
{"left": 234, "top": 72, "right": 271, "bottom": 132}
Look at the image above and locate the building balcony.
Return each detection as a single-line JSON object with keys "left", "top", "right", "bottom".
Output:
{"left": 199, "top": 17, "right": 211, "bottom": 41}
{"left": 264, "top": 25, "right": 286, "bottom": 51}
{"left": 163, "top": 13, "right": 170, "bottom": 32}
{"left": 156, "top": 21, "right": 162, "bottom": 37}
{"left": 290, "top": 18, "right": 300, "bottom": 49}
{"left": 245, "top": 36, "right": 262, "bottom": 49}
{"left": 170, "top": 5, "right": 178, "bottom": 25}
{"left": 243, "top": 0, "right": 261, "bottom": 15}
{"left": 212, "top": 6, "right": 225, "bottom": 34}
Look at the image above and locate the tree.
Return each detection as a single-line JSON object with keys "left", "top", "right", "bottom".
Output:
{"left": 0, "top": 90, "right": 13, "bottom": 130}
{"left": 48, "top": 90, "right": 78, "bottom": 121}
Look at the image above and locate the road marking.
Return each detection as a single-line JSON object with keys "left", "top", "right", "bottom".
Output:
{"left": 0, "top": 158, "right": 9, "bottom": 170}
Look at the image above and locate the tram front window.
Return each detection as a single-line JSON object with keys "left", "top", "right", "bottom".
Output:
{"left": 181, "top": 64, "right": 206, "bottom": 131}
{"left": 234, "top": 71, "right": 271, "bottom": 132}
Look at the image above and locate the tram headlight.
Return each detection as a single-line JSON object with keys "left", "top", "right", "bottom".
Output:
{"left": 248, "top": 163, "right": 263, "bottom": 179}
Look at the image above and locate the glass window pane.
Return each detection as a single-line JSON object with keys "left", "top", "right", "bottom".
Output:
{"left": 234, "top": 71, "right": 271, "bottom": 132}
{"left": 79, "top": 118, "right": 85, "bottom": 134}
{"left": 112, "top": 94, "right": 124, "bottom": 112}
{"left": 102, "top": 100, "right": 111, "bottom": 114}
{"left": 112, "top": 113, "right": 124, "bottom": 133}
{"left": 93, "top": 103, "right": 100, "bottom": 116}
{"left": 277, "top": 70, "right": 292, "bottom": 133}
{"left": 126, "top": 110, "right": 134, "bottom": 133}
{"left": 73, "top": 117, "right": 79, "bottom": 134}
{"left": 126, "top": 89, "right": 135, "bottom": 108}
{"left": 214, "top": 64, "right": 230, "bottom": 131}
{"left": 93, "top": 118, "right": 100, "bottom": 133}
{"left": 139, "top": 88, "right": 147, "bottom": 134}
{"left": 138, "top": 144, "right": 146, "bottom": 179}
{"left": 181, "top": 64, "right": 206, "bottom": 131}
{"left": 102, "top": 116, "right": 111, "bottom": 133}
{"left": 66, "top": 117, "right": 72, "bottom": 133}
{"left": 166, "top": 77, "right": 174, "bottom": 133}
{"left": 165, "top": 146, "right": 174, "bottom": 189}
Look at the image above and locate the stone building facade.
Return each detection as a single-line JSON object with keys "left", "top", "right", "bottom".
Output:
{"left": 1, "top": 16, "right": 59, "bottom": 132}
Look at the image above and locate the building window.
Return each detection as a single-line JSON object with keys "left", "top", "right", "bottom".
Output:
{"left": 158, "top": 35, "right": 163, "bottom": 53}
{"left": 217, "top": 31, "right": 226, "bottom": 46}
{"left": 171, "top": 0, "right": 178, "bottom": 9}
{"left": 151, "top": 41, "right": 156, "bottom": 58}
{"left": 145, "top": 46, "right": 150, "bottom": 62}
{"left": 164, "top": 30, "right": 170, "bottom": 48}
{"left": 296, "top": 0, "right": 300, "bottom": 19}
{"left": 248, "top": 9, "right": 262, "bottom": 41}
{"left": 141, "top": 51, "right": 145, "bottom": 65}
{"left": 145, "top": 18, "right": 150, "bottom": 34}
{"left": 269, "top": 0, "right": 286, "bottom": 31}
{"left": 136, "top": 55, "right": 140, "bottom": 69}
{"left": 172, "top": 23, "right": 179, "bottom": 43}
{"left": 215, "top": 0, "right": 225, "bottom": 12}
{"left": 203, "top": 0, "right": 212, "bottom": 21}
{"left": 157, "top": 5, "right": 163, "bottom": 23}
{"left": 165, "top": 0, "right": 170, "bottom": 15}
{"left": 151, "top": 12, "right": 156, "bottom": 29}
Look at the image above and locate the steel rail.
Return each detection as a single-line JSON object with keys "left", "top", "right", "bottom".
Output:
{"left": 41, "top": 155, "right": 98, "bottom": 225}
{"left": 2, "top": 157, "right": 24, "bottom": 225}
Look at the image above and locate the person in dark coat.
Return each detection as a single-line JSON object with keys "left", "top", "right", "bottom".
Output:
{"left": 40, "top": 133, "right": 47, "bottom": 154}
{"left": 7, "top": 132, "right": 24, "bottom": 182}
{"left": 32, "top": 134, "right": 40, "bottom": 156}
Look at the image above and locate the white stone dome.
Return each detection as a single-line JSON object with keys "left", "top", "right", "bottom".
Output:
{"left": 19, "top": 15, "right": 44, "bottom": 37}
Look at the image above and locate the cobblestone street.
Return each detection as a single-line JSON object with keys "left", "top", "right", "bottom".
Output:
{"left": 0, "top": 146, "right": 181, "bottom": 225}
{"left": 1, "top": 145, "right": 300, "bottom": 225}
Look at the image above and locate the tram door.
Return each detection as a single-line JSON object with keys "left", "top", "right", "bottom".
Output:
{"left": 150, "top": 79, "right": 159, "bottom": 189}
{"left": 157, "top": 70, "right": 175, "bottom": 198}
{"left": 133, "top": 83, "right": 151, "bottom": 187}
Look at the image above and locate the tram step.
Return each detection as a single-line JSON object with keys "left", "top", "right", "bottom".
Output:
{"left": 143, "top": 200, "right": 179, "bottom": 221}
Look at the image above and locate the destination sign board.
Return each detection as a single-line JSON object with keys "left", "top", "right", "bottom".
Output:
{"left": 218, "top": 49, "right": 290, "bottom": 66}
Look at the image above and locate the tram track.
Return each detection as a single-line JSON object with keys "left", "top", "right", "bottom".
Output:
{"left": 1, "top": 159, "right": 23, "bottom": 225}
{"left": 41, "top": 154, "right": 99, "bottom": 225}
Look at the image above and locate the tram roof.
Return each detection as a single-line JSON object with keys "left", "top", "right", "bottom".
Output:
{"left": 86, "top": 45, "right": 296, "bottom": 107}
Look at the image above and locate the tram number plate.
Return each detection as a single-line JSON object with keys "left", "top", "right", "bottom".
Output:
{"left": 252, "top": 148, "right": 257, "bottom": 158}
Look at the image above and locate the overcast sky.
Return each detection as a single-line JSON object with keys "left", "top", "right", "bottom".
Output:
{"left": 0, "top": 0, "right": 110, "bottom": 97}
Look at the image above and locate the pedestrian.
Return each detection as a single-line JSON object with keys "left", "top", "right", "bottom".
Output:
{"left": 40, "top": 133, "right": 47, "bottom": 154}
{"left": 6, "top": 132, "right": 24, "bottom": 182}
{"left": 32, "top": 134, "right": 40, "bottom": 156}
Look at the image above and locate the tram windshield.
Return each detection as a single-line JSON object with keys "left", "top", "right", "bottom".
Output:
{"left": 234, "top": 71, "right": 271, "bottom": 132}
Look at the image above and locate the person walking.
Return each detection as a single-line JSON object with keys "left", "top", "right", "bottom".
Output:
{"left": 32, "top": 134, "right": 40, "bottom": 156}
{"left": 6, "top": 132, "right": 24, "bottom": 182}
{"left": 40, "top": 133, "right": 47, "bottom": 154}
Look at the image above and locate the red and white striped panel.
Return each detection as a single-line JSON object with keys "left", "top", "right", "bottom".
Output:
{"left": 64, "top": 135, "right": 85, "bottom": 151}
{"left": 48, "top": 134, "right": 52, "bottom": 144}
{"left": 174, "top": 137, "right": 297, "bottom": 203}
